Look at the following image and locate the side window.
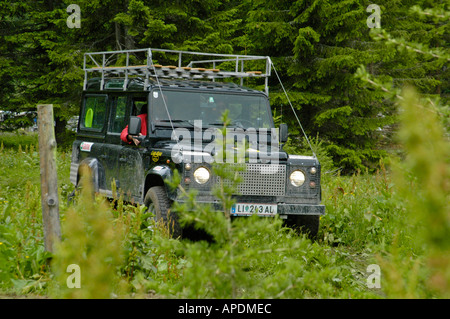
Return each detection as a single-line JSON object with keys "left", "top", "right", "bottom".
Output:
{"left": 80, "top": 95, "right": 107, "bottom": 131}
{"left": 109, "top": 96, "right": 128, "bottom": 133}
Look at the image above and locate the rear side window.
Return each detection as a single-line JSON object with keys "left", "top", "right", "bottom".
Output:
{"left": 80, "top": 95, "right": 107, "bottom": 131}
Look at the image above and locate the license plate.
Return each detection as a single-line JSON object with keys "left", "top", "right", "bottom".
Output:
{"left": 231, "top": 203, "right": 277, "bottom": 216}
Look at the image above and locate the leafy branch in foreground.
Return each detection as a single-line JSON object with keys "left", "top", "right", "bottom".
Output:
{"left": 355, "top": 6, "right": 449, "bottom": 131}
{"left": 372, "top": 30, "right": 449, "bottom": 62}
{"left": 355, "top": 66, "right": 447, "bottom": 117}
{"left": 161, "top": 111, "right": 247, "bottom": 298}
{"left": 50, "top": 166, "right": 127, "bottom": 298}
{"left": 380, "top": 87, "right": 450, "bottom": 298}
{"left": 410, "top": 5, "right": 450, "bottom": 22}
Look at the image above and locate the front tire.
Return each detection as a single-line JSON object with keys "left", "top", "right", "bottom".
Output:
{"left": 144, "top": 186, "right": 181, "bottom": 238}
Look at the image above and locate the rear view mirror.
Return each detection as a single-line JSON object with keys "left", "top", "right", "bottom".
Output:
{"left": 128, "top": 116, "right": 141, "bottom": 136}
{"left": 279, "top": 123, "right": 288, "bottom": 143}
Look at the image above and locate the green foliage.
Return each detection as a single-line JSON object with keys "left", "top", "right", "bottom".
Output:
{"left": 150, "top": 165, "right": 373, "bottom": 298}
{"left": 247, "top": 0, "right": 448, "bottom": 172}
{"left": 283, "top": 133, "right": 336, "bottom": 175}
{"left": 381, "top": 87, "right": 450, "bottom": 298}
{"left": 0, "top": 137, "right": 71, "bottom": 295}
{"left": 0, "top": 131, "right": 38, "bottom": 151}
{"left": 353, "top": 8, "right": 449, "bottom": 298}
{"left": 50, "top": 167, "right": 127, "bottom": 298}
{"left": 0, "top": 128, "right": 449, "bottom": 299}
{"left": 247, "top": 0, "right": 398, "bottom": 172}
{"left": 1, "top": 0, "right": 449, "bottom": 299}
{"left": 135, "top": 117, "right": 372, "bottom": 298}
{"left": 1, "top": 0, "right": 448, "bottom": 171}
{"left": 319, "top": 166, "right": 418, "bottom": 253}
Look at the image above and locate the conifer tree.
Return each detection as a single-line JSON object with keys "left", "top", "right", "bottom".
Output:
{"left": 0, "top": 0, "right": 446, "bottom": 169}
{"left": 242, "top": 0, "right": 448, "bottom": 172}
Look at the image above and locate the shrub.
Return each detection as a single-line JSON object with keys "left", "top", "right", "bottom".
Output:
{"left": 50, "top": 167, "right": 127, "bottom": 298}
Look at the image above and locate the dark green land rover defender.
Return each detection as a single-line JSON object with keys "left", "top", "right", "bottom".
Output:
{"left": 70, "top": 48, "right": 325, "bottom": 238}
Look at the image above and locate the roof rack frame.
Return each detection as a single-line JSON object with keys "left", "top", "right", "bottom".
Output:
{"left": 83, "top": 48, "right": 272, "bottom": 95}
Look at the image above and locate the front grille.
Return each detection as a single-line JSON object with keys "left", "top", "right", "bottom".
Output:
{"left": 216, "top": 164, "right": 286, "bottom": 196}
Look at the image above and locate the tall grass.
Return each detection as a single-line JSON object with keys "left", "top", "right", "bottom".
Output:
{"left": 319, "top": 162, "right": 421, "bottom": 254}
{"left": 0, "top": 131, "right": 38, "bottom": 151}
{"left": 0, "top": 141, "right": 70, "bottom": 295}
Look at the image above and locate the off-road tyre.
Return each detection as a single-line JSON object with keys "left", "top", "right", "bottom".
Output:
{"left": 285, "top": 215, "right": 320, "bottom": 239}
{"left": 144, "top": 186, "right": 181, "bottom": 238}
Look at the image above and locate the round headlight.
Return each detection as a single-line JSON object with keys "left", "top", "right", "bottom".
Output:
{"left": 290, "top": 170, "right": 305, "bottom": 187}
{"left": 193, "top": 167, "right": 210, "bottom": 184}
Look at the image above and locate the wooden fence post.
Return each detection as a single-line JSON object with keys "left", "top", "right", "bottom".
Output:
{"left": 37, "top": 104, "right": 61, "bottom": 253}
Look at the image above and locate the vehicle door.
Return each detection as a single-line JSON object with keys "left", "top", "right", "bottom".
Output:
{"left": 118, "top": 95, "right": 148, "bottom": 202}
{"left": 102, "top": 94, "right": 129, "bottom": 195}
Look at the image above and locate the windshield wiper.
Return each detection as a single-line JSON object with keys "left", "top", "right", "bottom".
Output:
{"left": 156, "top": 120, "right": 194, "bottom": 127}
{"left": 207, "top": 121, "right": 225, "bottom": 126}
{"left": 208, "top": 121, "right": 245, "bottom": 129}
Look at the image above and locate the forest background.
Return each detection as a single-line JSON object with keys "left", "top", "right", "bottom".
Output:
{"left": 0, "top": 0, "right": 448, "bottom": 172}
{"left": 0, "top": 0, "right": 448, "bottom": 300}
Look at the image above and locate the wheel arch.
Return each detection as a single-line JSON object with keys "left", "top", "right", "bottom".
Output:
{"left": 76, "top": 157, "right": 106, "bottom": 192}
{"left": 144, "top": 165, "right": 176, "bottom": 201}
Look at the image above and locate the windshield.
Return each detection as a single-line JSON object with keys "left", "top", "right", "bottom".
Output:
{"left": 150, "top": 89, "right": 273, "bottom": 129}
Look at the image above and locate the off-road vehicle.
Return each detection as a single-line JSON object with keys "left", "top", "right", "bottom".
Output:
{"left": 70, "top": 48, "right": 325, "bottom": 237}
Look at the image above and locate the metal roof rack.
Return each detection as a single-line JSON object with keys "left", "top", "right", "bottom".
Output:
{"left": 83, "top": 48, "right": 272, "bottom": 94}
